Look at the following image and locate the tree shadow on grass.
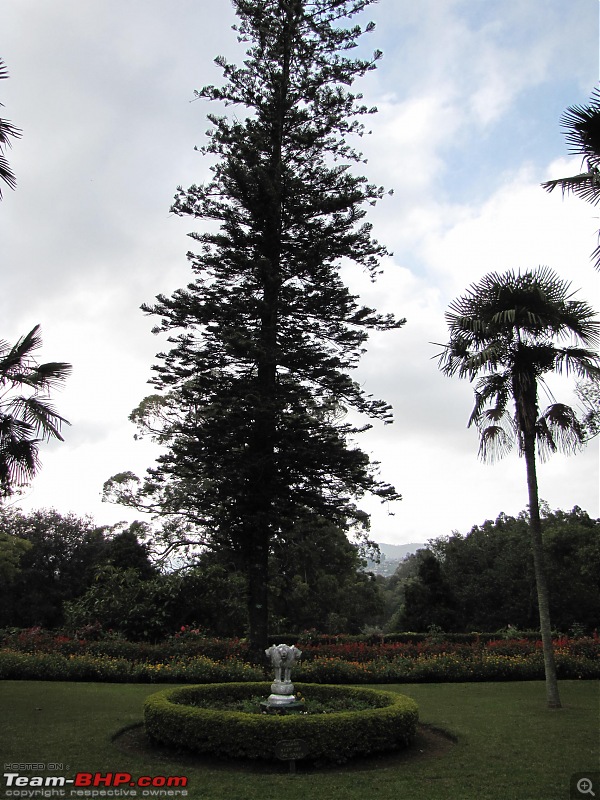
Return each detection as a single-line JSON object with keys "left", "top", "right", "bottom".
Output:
{"left": 112, "top": 723, "right": 456, "bottom": 774}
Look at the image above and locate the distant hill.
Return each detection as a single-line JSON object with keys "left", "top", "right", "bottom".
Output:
{"left": 377, "top": 542, "right": 426, "bottom": 560}
{"left": 363, "top": 541, "right": 427, "bottom": 576}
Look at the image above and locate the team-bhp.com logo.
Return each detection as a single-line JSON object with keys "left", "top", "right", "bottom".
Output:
{"left": 3, "top": 771, "right": 188, "bottom": 797}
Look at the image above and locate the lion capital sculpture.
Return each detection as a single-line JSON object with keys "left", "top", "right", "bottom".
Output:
{"left": 265, "top": 643, "right": 302, "bottom": 683}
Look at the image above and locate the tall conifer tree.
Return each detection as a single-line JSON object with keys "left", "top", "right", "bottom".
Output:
{"left": 105, "top": 0, "right": 404, "bottom": 657}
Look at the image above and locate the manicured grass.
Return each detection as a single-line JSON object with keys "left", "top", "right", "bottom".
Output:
{"left": 1, "top": 680, "right": 597, "bottom": 800}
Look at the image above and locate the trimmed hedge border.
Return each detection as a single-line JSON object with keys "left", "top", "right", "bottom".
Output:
{"left": 144, "top": 682, "right": 419, "bottom": 763}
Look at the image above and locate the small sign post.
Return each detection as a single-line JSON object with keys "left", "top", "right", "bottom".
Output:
{"left": 275, "top": 739, "right": 309, "bottom": 773}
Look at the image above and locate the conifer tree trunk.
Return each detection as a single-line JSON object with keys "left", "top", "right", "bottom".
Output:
{"left": 247, "top": 527, "right": 270, "bottom": 661}
{"left": 245, "top": 5, "right": 293, "bottom": 659}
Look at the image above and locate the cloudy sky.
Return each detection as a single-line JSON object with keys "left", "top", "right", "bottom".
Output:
{"left": 2, "top": 0, "right": 599, "bottom": 545}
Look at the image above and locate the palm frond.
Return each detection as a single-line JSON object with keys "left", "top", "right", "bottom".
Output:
{"left": 0, "top": 152, "right": 17, "bottom": 195}
{"left": 0, "top": 416, "right": 40, "bottom": 497}
{"left": 561, "top": 87, "right": 600, "bottom": 169}
{"left": 592, "top": 238, "right": 600, "bottom": 273}
{"left": 556, "top": 299, "right": 600, "bottom": 346}
{"left": 439, "top": 266, "right": 599, "bottom": 470}
{"left": 541, "top": 89, "right": 600, "bottom": 269}
{"left": 541, "top": 170, "right": 600, "bottom": 205}
{"left": 0, "top": 413, "right": 35, "bottom": 440}
{"left": 0, "top": 117, "right": 21, "bottom": 147}
{"left": 33, "top": 361, "right": 73, "bottom": 389}
{"left": 536, "top": 403, "right": 585, "bottom": 459}
{"left": 0, "top": 325, "right": 42, "bottom": 379}
{"left": 468, "top": 373, "right": 511, "bottom": 427}
{"left": 468, "top": 390, "right": 488, "bottom": 429}
{"left": 4, "top": 395, "right": 69, "bottom": 441}
{"left": 0, "top": 444, "right": 39, "bottom": 492}
{"left": 446, "top": 268, "right": 588, "bottom": 342}
{"left": 461, "top": 342, "right": 506, "bottom": 378}
{"left": 0, "top": 326, "right": 71, "bottom": 393}
{"left": 0, "top": 58, "right": 22, "bottom": 199}
{"left": 552, "top": 347, "right": 600, "bottom": 379}
{"left": 0, "top": 326, "right": 70, "bottom": 495}
{"left": 477, "top": 424, "right": 514, "bottom": 463}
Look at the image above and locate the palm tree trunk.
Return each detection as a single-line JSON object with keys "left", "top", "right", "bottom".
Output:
{"left": 523, "top": 432, "right": 562, "bottom": 708}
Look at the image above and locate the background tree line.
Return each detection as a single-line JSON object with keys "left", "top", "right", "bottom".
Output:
{"left": 382, "top": 505, "right": 599, "bottom": 635}
{"left": 1, "top": 504, "right": 597, "bottom": 640}
{"left": 0, "top": 506, "right": 382, "bottom": 640}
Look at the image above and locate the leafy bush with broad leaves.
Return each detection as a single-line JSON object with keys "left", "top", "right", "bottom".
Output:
{"left": 144, "top": 682, "right": 418, "bottom": 763}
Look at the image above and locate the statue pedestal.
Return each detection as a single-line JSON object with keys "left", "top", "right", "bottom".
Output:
{"left": 260, "top": 700, "right": 305, "bottom": 714}
{"left": 266, "top": 680, "right": 295, "bottom": 706}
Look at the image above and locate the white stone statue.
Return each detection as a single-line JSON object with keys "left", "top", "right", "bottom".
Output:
{"left": 265, "top": 643, "right": 302, "bottom": 683}
{"left": 264, "top": 643, "right": 302, "bottom": 706}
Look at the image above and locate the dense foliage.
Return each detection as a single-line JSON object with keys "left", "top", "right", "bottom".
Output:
{"left": 0, "top": 508, "right": 156, "bottom": 629}
{"left": 1, "top": 505, "right": 597, "bottom": 639}
{"left": 391, "top": 507, "right": 600, "bottom": 634}
{"left": 0, "top": 507, "right": 382, "bottom": 638}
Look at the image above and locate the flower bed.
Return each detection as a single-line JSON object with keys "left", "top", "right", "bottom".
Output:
{"left": 0, "top": 650, "right": 263, "bottom": 683}
{"left": 0, "top": 628, "right": 597, "bottom": 684}
{"left": 0, "top": 627, "right": 249, "bottom": 662}
{"left": 294, "top": 651, "right": 598, "bottom": 683}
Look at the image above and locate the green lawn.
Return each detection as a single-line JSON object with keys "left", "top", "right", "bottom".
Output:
{"left": 1, "top": 680, "right": 597, "bottom": 800}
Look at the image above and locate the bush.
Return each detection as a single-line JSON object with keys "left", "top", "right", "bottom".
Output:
{"left": 144, "top": 682, "right": 419, "bottom": 763}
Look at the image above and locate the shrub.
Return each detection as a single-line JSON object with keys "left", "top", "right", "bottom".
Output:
{"left": 144, "top": 682, "right": 418, "bottom": 763}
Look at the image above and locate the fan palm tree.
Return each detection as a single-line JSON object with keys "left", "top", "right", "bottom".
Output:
{"left": 0, "top": 58, "right": 22, "bottom": 198}
{"left": 542, "top": 88, "right": 600, "bottom": 269}
{"left": 436, "top": 267, "right": 600, "bottom": 708}
{"left": 0, "top": 325, "right": 71, "bottom": 498}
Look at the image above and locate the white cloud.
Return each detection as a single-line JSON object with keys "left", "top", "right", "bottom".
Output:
{"left": 420, "top": 165, "right": 600, "bottom": 300}
{"left": 367, "top": 96, "right": 461, "bottom": 197}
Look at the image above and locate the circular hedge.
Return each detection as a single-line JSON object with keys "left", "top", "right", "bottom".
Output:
{"left": 144, "top": 682, "right": 419, "bottom": 763}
